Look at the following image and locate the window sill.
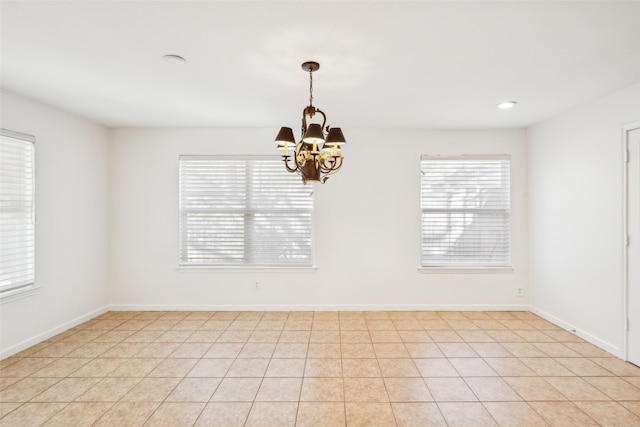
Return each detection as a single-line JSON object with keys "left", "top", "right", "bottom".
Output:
{"left": 176, "top": 266, "right": 318, "bottom": 273}
{"left": 0, "top": 284, "right": 40, "bottom": 304}
{"left": 418, "top": 267, "right": 513, "bottom": 274}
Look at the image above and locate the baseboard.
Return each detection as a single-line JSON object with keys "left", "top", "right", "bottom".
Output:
{"left": 529, "top": 305, "right": 622, "bottom": 358}
{"left": 109, "top": 303, "right": 530, "bottom": 312}
{"left": 0, "top": 305, "right": 110, "bottom": 360}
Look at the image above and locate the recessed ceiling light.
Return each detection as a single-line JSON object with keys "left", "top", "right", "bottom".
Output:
{"left": 163, "top": 54, "right": 186, "bottom": 65}
{"left": 496, "top": 101, "right": 517, "bottom": 109}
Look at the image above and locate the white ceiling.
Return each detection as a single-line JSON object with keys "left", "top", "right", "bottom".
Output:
{"left": 2, "top": 1, "right": 640, "bottom": 129}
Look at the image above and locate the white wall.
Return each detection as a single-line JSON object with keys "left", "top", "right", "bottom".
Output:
{"left": 528, "top": 83, "right": 640, "bottom": 356}
{"left": 0, "top": 90, "right": 110, "bottom": 358}
{"left": 110, "top": 127, "right": 528, "bottom": 310}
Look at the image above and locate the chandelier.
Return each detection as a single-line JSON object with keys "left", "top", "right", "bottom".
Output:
{"left": 274, "top": 61, "right": 346, "bottom": 184}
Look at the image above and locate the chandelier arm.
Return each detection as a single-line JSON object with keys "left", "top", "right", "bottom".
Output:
{"left": 282, "top": 154, "right": 300, "bottom": 174}
{"left": 319, "top": 156, "right": 343, "bottom": 173}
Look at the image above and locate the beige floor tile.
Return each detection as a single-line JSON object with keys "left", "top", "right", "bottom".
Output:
{"left": 519, "top": 357, "right": 574, "bottom": 376}
{"left": 43, "top": 402, "right": 113, "bottom": 427}
{"left": 313, "top": 312, "right": 340, "bottom": 321}
{"left": 76, "top": 377, "right": 141, "bottom": 402}
{"left": 168, "top": 343, "right": 211, "bottom": 358}
{"left": 344, "top": 377, "right": 388, "bottom": 402}
{"left": 456, "top": 330, "right": 493, "bottom": 343}
{"left": 310, "top": 330, "right": 341, "bottom": 343}
{"left": 590, "top": 357, "right": 640, "bottom": 376}
{"left": 339, "top": 319, "right": 368, "bottom": 330}
{"left": 311, "top": 320, "right": 340, "bottom": 331}
{"left": 621, "top": 401, "right": 640, "bottom": 417}
{"left": 155, "top": 330, "right": 193, "bottom": 343}
{"left": 373, "top": 343, "right": 410, "bottom": 358}
{"left": 529, "top": 401, "right": 599, "bottom": 427}
{"left": 543, "top": 376, "right": 610, "bottom": 400}
{"left": 93, "top": 402, "right": 160, "bottom": 427}
{"left": 378, "top": 358, "right": 420, "bottom": 377}
{"left": 500, "top": 342, "right": 546, "bottom": 357}
{"left": 255, "top": 377, "right": 302, "bottom": 401}
{"left": 272, "top": 342, "right": 308, "bottom": 358}
{"left": 0, "top": 402, "right": 66, "bottom": 427}
{"left": 392, "top": 402, "right": 446, "bottom": 426}
{"left": 405, "top": 343, "right": 444, "bottom": 358}
{"left": 625, "top": 376, "right": 640, "bottom": 388}
{"left": 217, "top": 330, "right": 252, "bottom": 343}
{"left": 385, "top": 377, "right": 433, "bottom": 402}
{"left": 123, "top": 330, "right": 164, "bottom": 343}
{"left": 531, "top": 342, "right": 581, "bottom": 357}
{"left": 436, "top": 343, "right": 478, "bottom": 357}
{"left": 31, "top": 377, "right": 100, "bottom": 402}
{"left": 265, "top": 358, "right": 305, "bottom": 377}
{"left": 429, "top": 330, "right": 465, "bottom": 343}
{"left": 100, "top": 342, "right": 147, "bottom": 358}
{"left": 120, "top": 377, "right": 181, "bottom": 402}
{"left": 283, "top": 320, "right": 312, "bottom": 331}
{"left": 188, "top": 358, "right": 233, "bottom": 377}
{"left": 254, "top": 320, "right": 285, "bottom": 331}
{"left": 584, "top": 376, "right": 640, "bottom": 400}
{"left": 227, "top": 320, "right": 259, "bottom": 331}
{"left": 0, "top": 358, "right": 56, "bottom": 377}
{"left": 237, "top": 342, "right": 276, "bottom": 358}
{"left": 193, "top": 402, "right": 251, "bottom": 427}
{"left": 29, "top": 357, "right": 91, "bottom": 377}
{"left": 342, "top": 358, "right": 381, "bottom": 377}
{"left": 366, "top": 320, "right": 396, "bottom": 330}
{"left": 226, "top": 358, "right": 269, "bottom": 377}
{"left": 108, "top": 358, "right": 161, "bottom": 377}
{"left": 165, "top": 377, "right": 221, "bottom": 402}
{"left": 503, "top": 377, "right": 565, "bottom": 401}
{"left": 464, "top": 377, "right": 521, "bottom": 401}
{"left": 468, "top": 342, "right": 512, "bottom": 357}
{"left": 575, "top": 401, "right": 640, "bottom": 426}
{"left": 245, "top": 402, "right": 298, "bottom": 427}
{"left": 564, "top": 342, "right": 614, "bottom": 357}
{"left": 438, "top": 402, "right": 498, "bottom": 427}
{"left": 484, "top": 358, "right": 536, "bottom": 376}
{"left": 340, "top": 330, "right": 371, "bottom": 343}
{"left": 449, "top": 358, "right": 497, "bottom": 377}
{"left": 147, "top": 358, "right": 197, "bottom": 377}
{"left": 304, "top": 358, "right": 342, "bottom": 377}
{"left": 473, "top": 320, "right": 508, "bottom": 330}
{"left": 199, "top": 320, "right": 232, "bottom": 331}
{"left": 425, "top": 377, "right": 477, "bottom": 401}
{"left": 133, "top": 342, "right": 179, "bottom": 358}
{"left": 203, "top": 343, "right": 243, "bottom": 358}
{"left": 556, "top": 357, "right": 615, "bottom": 376}
{"left": 307, "top": 343, "right": 341, "bottom": 358}
{"left": 296, "top": 402, "right": 346, "bottom": 427}
{"left": 278, "top": 330, "right": 311, "bottom": 343}
{"left": 397, "top": 330, "right": 432, "bottom": 343}
{"left": 369, "top": 330, "right": 402, "bottom": 343}
{"left": 414, "top": 358, "right": 459, "bottom": 377}
{"left": 210, "top": 377, "right": 262, "bottom": 401}
{"left": 300, "top": 377, "right": 344, "bottom": 401}
{"left": 341, "top": 343, "right": 376, "bottom": 359}
{"left": 345, "top": 402, "right": 396, "bottom": 427}
{"left": 247, "top": 330, "right": 280, "bottom": 343}
{"left": 483, "top": 402, "right": 548, "bottom": 427}
{"left": 0, "top": 402, "right": 20, "bottom": 418}
{"left": 393, "top": 319, "right": 424, "bottom": 330}
{"left": 143, "top": 402, "right": 205, "bottom": 427}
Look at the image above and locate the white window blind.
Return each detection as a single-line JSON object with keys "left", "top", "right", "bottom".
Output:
{"left": 179, "top": 156, "right": 314, "bottom": 267}
{"left": 1, "top": 129, "right": 35, "bottom": 292}
{"left": 420, "top": 155, "right": 511, "bottom": 268}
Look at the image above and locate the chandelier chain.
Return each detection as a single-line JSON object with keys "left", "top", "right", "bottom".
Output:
{"left": 309, "top": 69, "right": 313, "bottom": 107}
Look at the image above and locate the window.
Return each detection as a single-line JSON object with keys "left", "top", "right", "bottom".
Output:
{"left": 1, "top": 129, "right": 35, "bottom": 294}
{"left": 179, "top": 156, "right": 314, "bottom": 267}
{"left": 420, "top": 155, "right": 511, "bottom": 268}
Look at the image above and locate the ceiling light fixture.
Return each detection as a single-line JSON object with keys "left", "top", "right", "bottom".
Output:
{"left": 163, "top": 54, "right": 186, "bottom": 65}
{"left": 496, "top": 101, "right": 517, "bottom": 109}
{"left": 274, "top": 61, "right": 346, "bottom": 184}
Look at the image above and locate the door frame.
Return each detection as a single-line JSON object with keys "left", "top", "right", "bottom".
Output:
{"left": 623, "top": 120, "right": 640, "bottom": 362}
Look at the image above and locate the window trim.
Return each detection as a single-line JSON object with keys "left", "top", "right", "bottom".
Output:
{"left": 177, "top": 155, "right": 316, "bottom": 270}
{"left": 419, "top": 154, "right": 512, "bottom": 271}
{"left": 0, "top": 128, "right": 37, "bottom": 302}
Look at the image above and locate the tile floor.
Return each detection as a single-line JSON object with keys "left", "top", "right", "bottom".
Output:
{"left": 1, "top": 310, "right": 640, "bottom": 426}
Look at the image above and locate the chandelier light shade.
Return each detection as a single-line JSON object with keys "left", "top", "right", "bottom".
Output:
{"left": 274, "top": 61, "right": 346, "bottom": 184}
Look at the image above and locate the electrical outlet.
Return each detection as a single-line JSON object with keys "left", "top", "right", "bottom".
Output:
{"left": 254, "top": 281, "right": 261, "bottom": 291}
{"left": 517, "top": 287, "right": 524, "bottom": 297}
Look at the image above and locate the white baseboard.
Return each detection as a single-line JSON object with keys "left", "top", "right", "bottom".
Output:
{"left": 109, "top": 303, "right": 530, "bottom": 312}
{"left": 529, "top": 305, "right": 621, "bottom": 358}
{"left": 0, "top": 305, "right": 110, "bottom": 360}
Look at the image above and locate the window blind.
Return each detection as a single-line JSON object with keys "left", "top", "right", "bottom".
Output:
{"left": 179, "top": 156, "right": 314, "bottom": 267}
{"left": 420, "top": 155, "right": 511, "bottom": 268}
{"left": 1, "top": 129, "right": 35, "bottom": 292}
